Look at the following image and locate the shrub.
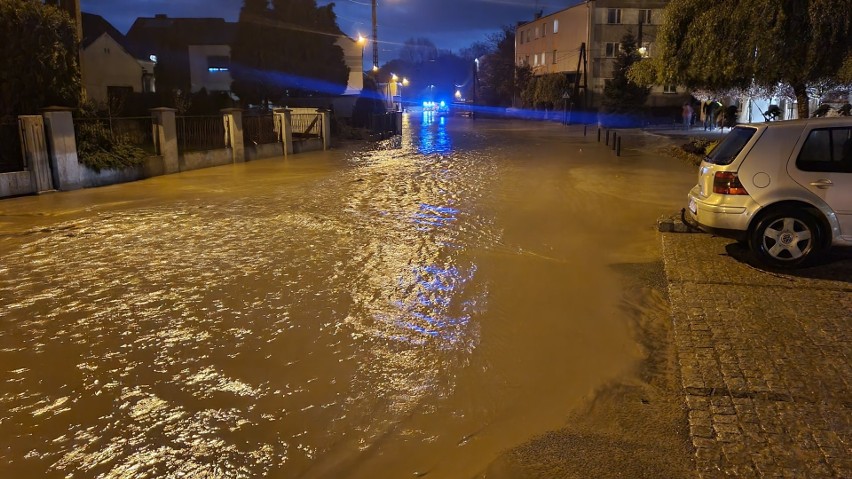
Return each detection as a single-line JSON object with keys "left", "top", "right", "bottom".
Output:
{"left": 75, "top": 122, "right": 147, "bottom": 172}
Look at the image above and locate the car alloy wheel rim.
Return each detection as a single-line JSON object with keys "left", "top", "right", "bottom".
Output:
{"left": 763, "top": 217, "right": 812, "bottom": 261}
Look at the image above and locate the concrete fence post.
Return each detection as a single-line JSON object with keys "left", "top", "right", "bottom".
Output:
{"left": 221, "top": 108, "right": 245, "bottom": 163}
{"left": 274, "top": 108, "right": 293, "bottom": 157}
{"left": 319, "top": 109, "right": 331, "bottom": 151}
{"left": 41, "top": 107, "right": 82, "bottom": 191}
{"left": 150, "top": 107, "right": 179, "bottom": 174}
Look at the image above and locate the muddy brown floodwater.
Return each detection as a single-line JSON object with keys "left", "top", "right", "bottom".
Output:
{"left": 0, "top": 114, "right": 697, "bottom": 478}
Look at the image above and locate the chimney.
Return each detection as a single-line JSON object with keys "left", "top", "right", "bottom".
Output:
{"left": 155, "top": 14, "right": 168, "bottom": 19}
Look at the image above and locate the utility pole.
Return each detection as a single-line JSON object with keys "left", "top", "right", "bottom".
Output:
{"left": 371, "top": 0, "right": 379, "bottom": 69}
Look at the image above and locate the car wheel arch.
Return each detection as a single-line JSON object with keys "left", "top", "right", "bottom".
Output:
{"left": 749, "top": 200, "right": 831, "bottom": 247}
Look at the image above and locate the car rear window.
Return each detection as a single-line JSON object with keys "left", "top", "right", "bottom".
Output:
{"left": 705, "top": 126, "right": 757, "bottom": 165}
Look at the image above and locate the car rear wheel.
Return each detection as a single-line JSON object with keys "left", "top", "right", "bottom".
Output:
{"left": 749, "top": 209, "right": 823, "bottom": 269}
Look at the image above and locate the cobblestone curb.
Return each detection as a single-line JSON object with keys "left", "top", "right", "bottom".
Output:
{"left": 661, "top": 233, "right": 852, "bottom": 478}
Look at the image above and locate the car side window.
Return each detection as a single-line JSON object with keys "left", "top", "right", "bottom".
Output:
{"left": 796, "top": 127, "right": 852, "bottom": 173}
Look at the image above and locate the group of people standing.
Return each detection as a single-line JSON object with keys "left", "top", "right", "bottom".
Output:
{"left": 682, "top": 100, "right": 725, "bottom": 131}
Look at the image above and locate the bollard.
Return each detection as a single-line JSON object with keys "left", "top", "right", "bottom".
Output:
{"left": 605, "top": 130, "right": 610, "bottom": 145}
{"left": 616, "top": 136, "right": 622, "bottom": 156}
{"left": 611, "top": 132, "right": 617, "bottom": 150}
{"left": 583, "top": 124, "right": 587, "bottom": 137}
{"left": 597, "top": 127, "right": 601, "bottom": 142}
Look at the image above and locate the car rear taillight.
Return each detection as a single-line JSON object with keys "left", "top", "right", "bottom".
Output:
{"left": 713, "top": 171, "right": 749, "bottom": 195}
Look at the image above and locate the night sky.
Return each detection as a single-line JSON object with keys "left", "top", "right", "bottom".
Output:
{"left": 80, "top": 0, "right": 579, "bottom": 63}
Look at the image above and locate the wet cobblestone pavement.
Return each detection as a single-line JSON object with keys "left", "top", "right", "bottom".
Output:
{"left": 661, "top": 233, "right": 852, "bottom": 478}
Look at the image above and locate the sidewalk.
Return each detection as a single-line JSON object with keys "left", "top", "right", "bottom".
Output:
{"left": 660, "top": 232, "right": 852, "bottom": 478}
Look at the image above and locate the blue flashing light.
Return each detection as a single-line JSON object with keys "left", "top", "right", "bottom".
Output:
{"left": 439, "top": 101, "right": 446, "bottom": 107}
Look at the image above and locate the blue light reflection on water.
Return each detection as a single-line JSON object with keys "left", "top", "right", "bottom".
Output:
{"left": 392, "top": 263, "right": 476, "bottom": 344}
{"left": 419, "top": 112, "right": 452, "bottom": 154}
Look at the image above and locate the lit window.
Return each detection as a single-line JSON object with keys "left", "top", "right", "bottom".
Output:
{"left": 535, "top": 27, "right": 539, "bottom": 39}
{"left": 664, "top": 84, "right": 677, "bottom": 94}
{"left": 533, "top": 54, "right": 538, "bottom": 66}
{"left": 554, "top": 19, "right": 559, "bottom": 33}
{"left": 607, "top": 8, "right": 622, "bottom": 24}
{"left": 207, "top": 55, "right": 230, "bottom": 73}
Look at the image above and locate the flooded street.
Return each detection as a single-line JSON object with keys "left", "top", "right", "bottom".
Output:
{"left": 0, "top": 115, "right": 696, "bottom": 478}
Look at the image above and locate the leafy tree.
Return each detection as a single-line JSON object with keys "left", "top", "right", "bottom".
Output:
{"left": 601, "top": 32, "right": 650, "bottom": 114}
{"left": 0, "top": 0, "right": 80, "bottom": 117}
{"left": 632, "top": 0, "right": 852, "bottom": 118}
{"left": 477, "top": 26, "right": 518, "bottom": 107}
{"left": 515, "top": 64, "right": 533, "bottom": 107}
{"left": 231, "top": 0, "right": 349, "bottom": 108}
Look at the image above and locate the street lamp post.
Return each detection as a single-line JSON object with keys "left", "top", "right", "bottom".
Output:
{"left": 371, "top": 0, "right": 379, "bottom": 70}
{"left": 401, "top": 78, "right": 409, "bottom": 112}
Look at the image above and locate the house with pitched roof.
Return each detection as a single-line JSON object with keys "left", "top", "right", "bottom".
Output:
{"left": 80, "top": 13, "right": 156, "bottom": 105}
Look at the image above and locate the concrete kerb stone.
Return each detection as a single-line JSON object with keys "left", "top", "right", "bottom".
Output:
{"left": 660, "top": 232, "right": 852, "bottom": 478}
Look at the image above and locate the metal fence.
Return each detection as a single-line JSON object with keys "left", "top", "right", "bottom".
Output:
{"left": 176, "top": 115, "right": 227, "bottom": 152}
{"left": 0, "top": 121, "right": 24, "bottom": 173}
{"left": 242, "top": 114, "right": 277, "bottom": 146}
{"left": 290, "top": 113, "right": 322, "bottom": 138}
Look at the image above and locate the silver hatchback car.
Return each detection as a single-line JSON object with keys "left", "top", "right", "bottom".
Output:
{"left": 687, "top": 117, "right": 852, "bottom": 268}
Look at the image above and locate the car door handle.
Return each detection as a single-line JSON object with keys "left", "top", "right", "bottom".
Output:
{"left": 809, "top": 179, "right": 833, "bottom": 189}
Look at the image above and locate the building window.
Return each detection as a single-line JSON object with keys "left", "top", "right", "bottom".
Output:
{"left": 552, "top": 49, "right": 558, "bottom": 64}
{"left": 607, "top": 8, "right": 622, "bottom": 24}
{"left": 207, "top": 55, "right": 230, "bottom": 72}
{"left": 554, "top": 19, "right": 559, "bottom": 33}
{"left": 639, "top": 9, "right": 652, "bottom": 24}
{"left": 605, "top": 42, "right": 621, "bottom": 57}
{"left": 535, "top": 27, "right": 540, "bottom": 39}
{"left": 533, "top": 54, "right": 538, "bottom": 66}
{"left": 543, "top": 23, "right": 548, "bottom": 36}
{"left": 526, "top": 30, "right": 531, "bottom": 42}
{"left": 525, "top": 55, "right": 530, "bottom": 66}
{"left": 663, "top": 84, "right": 677, "bottom": 94}
{"left": 541, "top": 52, "right": 546, "bottom": 64}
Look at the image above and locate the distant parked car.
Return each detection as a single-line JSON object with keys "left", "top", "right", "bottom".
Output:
{"left": 687, "top": 117, "right": 852, "bottom": 268}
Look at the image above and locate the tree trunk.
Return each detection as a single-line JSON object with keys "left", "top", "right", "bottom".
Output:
{"left": 794, "top": 83, "right": 809, "bottom": 119}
